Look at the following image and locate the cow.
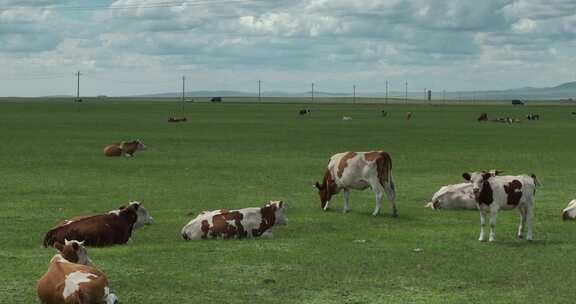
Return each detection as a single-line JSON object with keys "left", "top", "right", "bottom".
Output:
{"left": 181, "top": 200, "right": 287, "bottom": 240}
{"left": 37, "top": 240, "right": 118, "bottom": 304}
{"left": 462, "top": 171, "right": 538, "bottom": 242}
{"left": 299, "top": 109, "right": 311, "bottom": 116}
{"left": 526, "top": 113, "right": 540, "bottom": 121}
{"left": 56, "top": 201, "right": 154, "bottom": 230}
{"left": 406, "top": 112, "right": 413, "bottom": 120}
{"left": 477, "top": 112, "right": 488, "bottom": 122}
{"left": 314, "top": 151, "right": 397, "bottom": 216}
{"left": 381, "top": 111, "right": 388, "bottom": 117}
{"left": 103, "top": 140, "right": 145, "bottom": 157}
{"left": 43, "top": 202, "right": 146, "bottom": 247}
{"left": 342, "top": 116, "right": 352, "bottom": 121}
{"left": 425, "top": 170, "right": 502, "bottom": 210}
{"left": 168, "top": 117, "right": 187, "bottom": 122}
{"left": 562, "top": 200, "right": 576, "bottom": 220}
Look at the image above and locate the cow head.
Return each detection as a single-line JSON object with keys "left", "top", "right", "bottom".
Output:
{"left": 54, "top": 240, "right": 92, "bottom": 266}
{"left": 120, "top": 201, "right": 154, "bottom": 229}
{"left": 266, "top": 200, "right": 287, "bottom": 225}
{"left": 462, "top": 171, "right": 493, "bottom": 199}
{"left": 315, "top": 170, "right": 337, "bottom": 210}
{"left": 134, "top": 139, "right": 146, "bottom": 151}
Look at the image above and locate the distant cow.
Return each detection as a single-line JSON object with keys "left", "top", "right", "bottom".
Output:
{"left": 342, "top": 116, "right": 352, "bottom": 121}
{"left": 103, "top": 140, "right": 145, "bottom": 157}
{"left": 406, "top": 112, "right": 413, "bottom": 120}
{"left": 526, "top": 113, "right": 540, "bottom": 120}
{"left": 43, "top": 202, "right": 147, "bottom": 247}
{"left": 315, "top": 151, "right": 397, "bottom": 216}
{"left": 181, "top": 200, "right": 287, "bottom": 240}
{"left": 211, "top": 97, "right": 222, "bottom": 102}
{"left": 381, "top": 111, "right": 388, "bottom": 117}
{"left": 37, "top": 240, "right": 119, "bottom": 304}
{"left": 299, "top": 109, "right": 311, "bottom": 116}
{"left": 562, "top": 200, "right": 576, "bottom": 220}
{"left": 426, "top": 170, "right": 502, "bottom": 210}
{"left": 478, "top": 112, "right": 488, "bottom": 122}
{"left": 463, "top": 171, "right": 538, "bottom": 242}
{"left": 168, "top": 117, "right": 187, "bottom": 122}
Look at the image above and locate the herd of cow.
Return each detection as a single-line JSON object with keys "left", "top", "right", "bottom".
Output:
{"left": 35, "top": 142, "right": 575, "bottom": 303}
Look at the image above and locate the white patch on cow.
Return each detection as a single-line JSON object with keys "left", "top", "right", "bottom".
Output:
{"left": 62, "top": 271, "right": 98, "bottom": 299}
{"left": 562, "top": 199, "right": 576, "bottom": 220}
{"left": 52, "top": 254, "right": 71, "bottom": 264}
{"left": 108, "top": 210, "right": 121, "bottom": 216}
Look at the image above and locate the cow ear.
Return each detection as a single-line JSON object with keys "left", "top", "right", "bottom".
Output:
{"left": 118, "top": 205, "right": 126, "bottom": 210}
{"left": 462, "top": 173, "right": 471, "bottom": 181}
{"left": 314, "top": 182, "right": 321, "bottom": 189}
{"left": 54, "top": 242, "right": 64, "bottom": 252}
{"left": 495, "top": 170, "right": 503, "bottom": 175}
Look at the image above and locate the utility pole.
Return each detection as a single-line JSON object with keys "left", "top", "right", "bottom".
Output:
{"left": 311, "top": 82, "right": 315, "bottom": 103}
{"left": 443, "top": 90, "right": 446, "bottom": 104}
{"left": 181, "top": 76, "right": 185, "bottom": 111}
{"left": 258, "top": 80, "right": 261, "bottom": 103}
{"left": 385, "top": 80, "right": 388, "bottom": 104}
{"left": 75, "top": 71, "right": 81, "bottom": 102}
{"left": 405, "top": 81, "right": 408, "bottom": 103}
{"left": 424, "top": 88, "right": 427, "bottom": 101}
{"left": 353, "top": 84, "right": 356, "bottom": 104}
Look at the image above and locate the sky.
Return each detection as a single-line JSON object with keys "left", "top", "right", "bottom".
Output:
{"left": 1, "top": 0, "right": 575, "bottom": 97}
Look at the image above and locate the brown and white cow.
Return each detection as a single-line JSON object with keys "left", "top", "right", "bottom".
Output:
{"left": 562, "top": 200, "right": 576, "bottom": 220}
{"left": 181, "top": 201, "right": 287, "bottom": 240}
{"left": 462, "top": 171, "right": 538, "bottom": 242}
{"left": 315, "top": 151, "right": 397, "bottom": 216}
{"left": 56, "top": 201, "right": 154, "bottom": 230}
{"left": 43, "top": 202, "right": 146, "bottom": 247}
{"left": 37, "top": 240, "right": 118, "bottom": 304}
{"left": 103, "top": 139, "right": 145, "bottom": 157}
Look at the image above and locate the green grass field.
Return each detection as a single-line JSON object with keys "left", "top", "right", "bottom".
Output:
{"left": 1, "top": 100, "right": 576, "bottom": 303}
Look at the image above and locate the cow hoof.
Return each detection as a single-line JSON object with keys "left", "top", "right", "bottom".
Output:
{"left": 372, "top": 212, "right": 379, "bottom": 216}
{"left": 517, "top": 235, "right": 524, "bottom": 239}
{"left": 478, "top": 238, "right": 487, "bottom": 242}
{"left": 488, "top": 238, "right": 495, "bottom": 242}
{"left": 343, "top": 209, "right": 351, "bottom": 214}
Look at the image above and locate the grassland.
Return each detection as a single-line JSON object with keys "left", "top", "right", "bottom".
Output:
{"left": 1, "top": 100, "right": 575, "bottom": 303}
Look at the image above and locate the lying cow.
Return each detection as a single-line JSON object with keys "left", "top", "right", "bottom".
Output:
{"left": 37, "top": 240, "right": 118, "bottom": 304}
{"left": 56, "top": 201, "right": 154, "bottom": 230}
{"left": 315, "top": 151, "right": 397, "bottom": 216}
{"left": 43, "top": 202, "right": 148, "bottom": 247}
{"left": 181, "top": 200, "right": 287, "bottom": 240}
{"left": 299, "top": 109, "right": 311, "bottom": 116}
{"left": 426, "top": 170, "right": 502, "bottom": 210}
{"left": 168, "top": 117, "right": 187, "bottom": 122}
{"left": 406, "top": 112, "right": 413, "bottom": 120}
{"left": 562, "top": 200, "right": 576, "bottom": 220}
{"left": 478, "top": 112, "right": 488, "bottom": 122}
{"left": 463, "top": 171, "right": 538, "bottom": 242}
{"left": 103, "top": 139, "right": 145, "bottom": 157}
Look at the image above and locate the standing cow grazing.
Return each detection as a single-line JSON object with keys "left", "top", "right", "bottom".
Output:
{"left": 37, "top": 240, "right": 118, "bottom": 304}
{"left": 462, "top": 171, "right": 538, "bottom": 242}
{"left": 103, "top": 140, "right": 145, "bottom": 157}
{"left": 315, "top": 151, "right": 397, "bottom": 216}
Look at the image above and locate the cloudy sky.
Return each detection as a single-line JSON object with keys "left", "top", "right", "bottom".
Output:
{"left": 1, "top": 0, "right": 575, "bottom": 96}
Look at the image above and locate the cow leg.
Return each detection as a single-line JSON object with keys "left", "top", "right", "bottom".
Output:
{"left": 478, "top": 207, "right": 489, "bottom": 242}
{"left": 384, "top": 181, "right": 398, "bottom": 217}
{"left": 517, "top": 204, "right": 527, "bottom": 239}
{"left": 488, "top": 209, "right": 498, "bottom": 242}
{"left": 370, "top": 182, "right": 384, "bottom": 216}
{"left": 342, "top": 189, "right": 351, "bottom": 213}
{"left": 526, "top": 202, "right": 535, "bottom": 241}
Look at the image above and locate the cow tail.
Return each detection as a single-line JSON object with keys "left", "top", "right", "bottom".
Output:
{"left": 377, "top": 152, "right": 393, "bottom": 189}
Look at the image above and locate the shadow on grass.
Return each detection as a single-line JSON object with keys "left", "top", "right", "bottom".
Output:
{"left": 490, "top": 238, "right": 564, "bottom": 247}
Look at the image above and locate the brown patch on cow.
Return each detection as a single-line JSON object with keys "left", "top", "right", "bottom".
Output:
{"left": 200, "top": 220, "right": 210, "bottom": 239}
{"left": 210, "top": 211, "right": 247, "bottom": 239}
{"left": 363, "top": 151, "right": 381, "bottom": 162}
{"left": 477, "top": 181, "right": 494, "bottom": 205}
{"left": 337, "top": 152, "right": 357, "bottom": 178}
{"left": 504, "top": 180, "right": 523, "bottom": 206}
{"left": 253, "top": 204, "right": 277, "bottom": 236}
